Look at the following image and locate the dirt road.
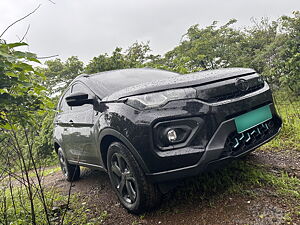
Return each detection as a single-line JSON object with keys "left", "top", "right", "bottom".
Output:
{"left": 45, "top": 149, "right": 300, "bottom": 225}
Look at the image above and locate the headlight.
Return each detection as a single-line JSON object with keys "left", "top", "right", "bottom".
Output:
{"left": 122, "top": 88, "right": 196, "bottom": 110}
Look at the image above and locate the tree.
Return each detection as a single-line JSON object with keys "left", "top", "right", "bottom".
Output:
{"left": 85, "top": 42, "right": 155, "bottom": 74}
{"left": 162, "top": 19, "right": 243, "bottom": 73}
{"left": 125, "top": 41, "right": 152, "bottom": 67}
{"left": 85, "top": 48, "right": 127, "bottom": 74}
{"left": 274, "top": 11, "right": 299, "bottom": 95}
{"left": 38, "top": 56, "right": 84, "bottom": 94}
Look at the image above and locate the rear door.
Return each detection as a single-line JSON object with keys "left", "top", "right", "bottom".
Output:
{"left": 68, "top": 82, "right": 100, "bottom": 165}
{"left": 54, "top": 88, "right": 75, "bottom": 160}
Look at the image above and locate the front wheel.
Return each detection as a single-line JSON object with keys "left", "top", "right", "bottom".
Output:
{"left": 58, "top": 147, "right": 80, "bottom": 182}
{"left": 107, "top": 142, "right": 161, "bottom": 214}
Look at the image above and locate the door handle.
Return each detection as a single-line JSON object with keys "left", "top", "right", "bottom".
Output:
{"left": 69, "top": 120, "right": 74, "bottom": 126}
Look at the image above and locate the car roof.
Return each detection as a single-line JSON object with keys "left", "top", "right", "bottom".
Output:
{"left": 74, "top": 68, "right": 179, "bottom": 99}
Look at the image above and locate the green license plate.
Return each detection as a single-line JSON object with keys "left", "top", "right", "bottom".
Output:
{"left": 235, "top": 105, "right": 272, "bottom": 133}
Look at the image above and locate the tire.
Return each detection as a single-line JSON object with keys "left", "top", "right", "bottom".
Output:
{"left": 107, "top": 142, "right": 161, "bottom": 214}
{"left": 58, "top": 147, "right": 80, "bottom": 182}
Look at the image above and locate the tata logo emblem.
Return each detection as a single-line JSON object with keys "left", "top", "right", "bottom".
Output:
{"left": 235, "top": 78, "right": 249, "bottom": 91}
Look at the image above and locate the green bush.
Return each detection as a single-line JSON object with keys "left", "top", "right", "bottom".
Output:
{"left": 262, "top": 91, "right": 300, "bottom": 151}
{"left": 34, "top": 112, "right": 57, "bottom": 165}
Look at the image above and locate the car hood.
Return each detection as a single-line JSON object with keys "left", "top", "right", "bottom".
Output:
{"left": 103, "top": 68, "right": 256, "bottom": 102}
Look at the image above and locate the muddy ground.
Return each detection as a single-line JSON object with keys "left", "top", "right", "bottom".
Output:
{"left": 45, "top": 148, "right": 300, "bottom": 225}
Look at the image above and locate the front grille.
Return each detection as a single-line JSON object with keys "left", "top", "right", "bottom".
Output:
{"left": 220, "top": 118, "right": 278, "bottom": 158}
{"left": 206, "top": 83, "right": 264, "bottom": 103}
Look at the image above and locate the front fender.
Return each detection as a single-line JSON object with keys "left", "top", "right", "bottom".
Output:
{"left": 98, "top": 128, "right": 150, "bottom": 173}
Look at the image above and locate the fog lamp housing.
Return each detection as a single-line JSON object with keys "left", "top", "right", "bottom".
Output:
{"left": 153, "top": 117, "right": 204, "bottom": 151}
{"left": 167, "top": 129, "right": 177, "bottom": 142}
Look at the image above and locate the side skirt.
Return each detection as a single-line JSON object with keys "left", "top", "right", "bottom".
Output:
{"left": 68, "top": 160, "right": 107, "bottom": 172}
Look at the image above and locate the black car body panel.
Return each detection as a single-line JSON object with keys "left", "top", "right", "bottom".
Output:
{"left": 91, "top": 68, "right": 256, "bottom": 101}
{"left": 54, "top": 68, "right": 282, "bottom": 184}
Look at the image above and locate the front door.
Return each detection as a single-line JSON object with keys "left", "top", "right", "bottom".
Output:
{"left": 68, "top": 82, "right": 100, "bottom": 165}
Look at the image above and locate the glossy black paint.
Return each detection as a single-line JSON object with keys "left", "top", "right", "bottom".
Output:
{"left": 53, "top": 68, "right": 282, "bottom": 183}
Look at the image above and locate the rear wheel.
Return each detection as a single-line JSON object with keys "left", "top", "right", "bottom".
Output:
{"left": 58, "top": 147, "right": 80, "bottom": 182}
{"left": 107, "top": 142, "right": 161, "bottom": 214}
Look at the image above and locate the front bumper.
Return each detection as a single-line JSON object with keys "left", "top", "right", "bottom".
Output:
{"left": 146, "top": 105, "right": 281, "bottom": 182}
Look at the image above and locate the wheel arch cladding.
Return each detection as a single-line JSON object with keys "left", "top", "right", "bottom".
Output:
{"left": 100, "top": 135, "right": 120, "bottom": 170}
{"left": 99, "top": 129, "right": 150, "bottom": 173}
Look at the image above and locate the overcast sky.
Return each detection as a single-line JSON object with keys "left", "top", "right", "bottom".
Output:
{"left": 0, "top": 0, "right": 299, "bottom": 63}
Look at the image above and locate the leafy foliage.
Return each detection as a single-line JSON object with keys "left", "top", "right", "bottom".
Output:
{"left": 271, "top": 11, "right": 300, "bottom": 95}
{"left": 34, "top": 111, "right": 57, "bottom": 160}
{"left": 84, "top": 47, "right": 128, "bottom": 74}
{"left": 0, "top": 39, "right": 54, "bottom": 225}
{"left": 37, "top": 56, "right": 84, "bottom": 95}
{"left": 0, "top": 41, "right": 52, "bottom": 128}
{"left": 162, "top": 19, "right": 242, "bottom": 73}
{"left": 85, "top": 42, "right": 154, "bottom": 74}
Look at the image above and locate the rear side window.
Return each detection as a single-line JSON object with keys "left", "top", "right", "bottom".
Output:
{"left": 59, "top": 88, "right": 71, "bottom": 113}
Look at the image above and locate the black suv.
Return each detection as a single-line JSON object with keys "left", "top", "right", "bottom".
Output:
{"left": 53, "top": 68, "right": 281, "bottom": 213}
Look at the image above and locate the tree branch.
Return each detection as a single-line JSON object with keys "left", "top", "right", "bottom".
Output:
{"left": 37, "top": 54, "right": 59, "bottom": 59}
{"left": 0, "top": 4, "right": 41, "bottom": 38}
{"left": 47, "top": 0, "right": 56, "bottom": 4}
{"left": 19, "top": 24, "right": 31, "bottom": 42}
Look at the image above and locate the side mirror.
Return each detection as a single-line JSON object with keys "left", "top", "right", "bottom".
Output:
{"left": 66, "top": 92, "right": 94, "bottom": 107}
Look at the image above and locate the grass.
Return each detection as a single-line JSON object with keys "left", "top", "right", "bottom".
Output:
{"left": 261, "top": 92, "right": 300, "bottom": 151}
{"left": 161, "top": 159, "right": 300, "bottom": 214}
{"left": 0, "top": 185, "right": 106, "bottom": 225}
{"left": 28, "top": 166, "right": 60, "bottom": 178}
{"left": 0, "top": 164, "right": 110, "bottom": 225}
{"left": 0, "top": 165, "right": 107, "bottom": 225}
{"left": 154, "top": 160, "right": 299, "bottom": 225}
{"left": 0, "top": 166, "right": 60, "bottom": 184}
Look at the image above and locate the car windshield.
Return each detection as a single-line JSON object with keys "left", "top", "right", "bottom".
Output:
{"left": 88, "top": 68, "right": 179, "bottom": 98}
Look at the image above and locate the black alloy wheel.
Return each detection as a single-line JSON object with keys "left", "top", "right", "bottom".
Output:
{"left": 110, "top": 152, "right": 138, "bottom": 204}
{"left": 58, "top": 150, "right": 68, "bottom": 177}
{"left": 107, "top": 142, "right": 161, "bottom": 214}
{"left": 57, "top": 147, "right": 80, "bottom": 182}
